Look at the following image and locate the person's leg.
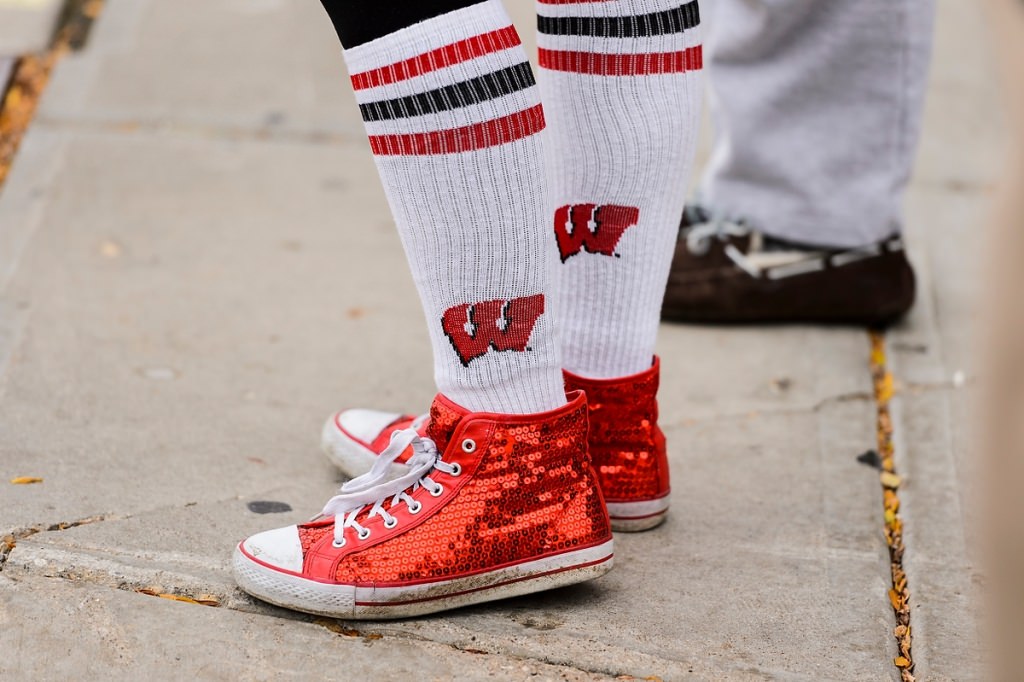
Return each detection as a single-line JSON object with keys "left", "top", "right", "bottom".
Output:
{"left": 661, "top": 0, "right": 934, "bottom": 326}
{"left": 324, "top": 0, "right": 566, "bottom": 415}
{"left": 318, "top": 0, "right": 705, "bottom": 532}
{"left": 536, "top": 0, "right": 704, "bottom": 378}
{"left": 234, "top": 0, "right": 612, "bottom": 619}
{"left": 701, "top": 0, "right": 935, "bottom": 248}
{"left": 536, "top": 0, "right": 704, "bottom": 527}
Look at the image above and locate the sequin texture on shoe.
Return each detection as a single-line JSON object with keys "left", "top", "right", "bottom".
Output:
{"left": 233, "top": 392, "right": 614, "bottom": 619}
{"left": 563, "top": 358, "right": 670, "bottom": 531}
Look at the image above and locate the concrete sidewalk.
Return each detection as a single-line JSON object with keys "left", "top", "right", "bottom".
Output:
{"left": 0, "top": 0, "right": 997, "bottom": 679}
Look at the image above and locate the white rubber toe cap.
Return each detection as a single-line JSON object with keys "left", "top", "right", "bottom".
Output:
{"left": 335, "top": 409, "right": 404, "bottom": 444}
{"left": 241, "top": 525, "right": 303, "bottom": 573}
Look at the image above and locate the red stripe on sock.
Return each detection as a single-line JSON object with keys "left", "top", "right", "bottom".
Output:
{"left": 368, "top": 104, "right": 546, "bottom": 156}
{"left": 538, "top": 46, "right": 703, "bottom": 75}
{"left": 350, "top": 25, "right": 521, "bottom": 91}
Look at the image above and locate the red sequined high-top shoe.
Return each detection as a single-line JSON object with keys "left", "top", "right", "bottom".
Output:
{"left": 562, "top": 359, "right": 670, "bottom": 531}
{"left": 323, "top": 359, "right": 671, "bottom": 532}
{"left": 321, "top": 409, "right": 428, "bottom": 475}
{"left": 234, "top": 392, "right": 614, "bottom": 619}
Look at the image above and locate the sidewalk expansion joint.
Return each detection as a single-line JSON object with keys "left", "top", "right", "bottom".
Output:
{"left": 0, "top": 0, "right": 103, "bottom": 191}
{"left": 0, "top": 513, "right": 114, "bottom": 571}
{"left": 869, "top": 331, "right": 915, "bottom": 681}
{"left": 312, "top": 617, "right": 675, "bottom": 680}
{"left": 10, "top": 550, "right": 671, "bottom": 681}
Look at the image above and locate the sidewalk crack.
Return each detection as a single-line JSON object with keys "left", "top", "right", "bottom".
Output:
{"left": 1, "top": 513, "right": 117, "bottom": 571}
{"left": 0, "top": 0, "right": 105, "bottom": 192}
{"left": 869, "top": 331, "right": 915, "bottom": 681}
{"left": 311, "top": 617, "right": 685, "bottom": 679}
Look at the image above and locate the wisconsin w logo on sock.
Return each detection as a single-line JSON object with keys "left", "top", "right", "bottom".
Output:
{"left": 554, "top": 204, "right": 641, "bottom": 262}
{"left": 442, "top": 294, "right": 545, "bottom": 366}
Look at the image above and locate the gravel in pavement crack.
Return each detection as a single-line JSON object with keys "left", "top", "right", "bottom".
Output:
{"left": 869, "top": 331, "right": 916, "bottom": 682}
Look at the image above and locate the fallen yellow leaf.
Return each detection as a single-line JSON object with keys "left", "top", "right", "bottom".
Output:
{"left": 5, "top": 88, "right": 22, "bottom": 109}
{"left": 136, "top": 587, "right": 218, "bottom": 606}
{"left": 880, "top": 472, "right": 902, "bottom": 489}
{"left": 158, "top": 594, "right": 202, "bottom": 605}
{"left": 84, "top": 0, "right": 104, "bottom": 19}
{"left": 877, "top": 372, "right": 895, "bottom": 402}
{"left": 314, "top": 618, "right": 361, "bottom": 637}
{"left": 10, "top": 477, "right": 43, "bottom": 485}
{"left": 894, "top": 656, "right": 911, "bottom": 668}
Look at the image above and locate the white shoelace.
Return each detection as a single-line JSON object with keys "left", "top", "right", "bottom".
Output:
{"left": 685, "top": 216, "right": 767, "bottom": 277}
{"left": 316, "top": 429, "right": 459, "bottom": 547}
{"left": 684, "top": 204, "right": 903, "bottom": 281}
{"left": 685, "top": 218, "right": 751, "bottom": 257}
{"left": 684, "top": 211, "right": 822, "bottom": 280}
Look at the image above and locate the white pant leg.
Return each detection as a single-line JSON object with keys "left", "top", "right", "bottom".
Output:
{"left": 700, "top": 0, "right": 935, "bottom": 248}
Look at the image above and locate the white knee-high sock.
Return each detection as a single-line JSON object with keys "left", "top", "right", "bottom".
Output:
{"left": 537, "top": 0, "right": 704, "bottom": 378}
{"left": 343, "top": 1, "right": 566, "bottom": 413}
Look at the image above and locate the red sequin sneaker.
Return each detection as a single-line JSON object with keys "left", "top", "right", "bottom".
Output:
{"left": 562, "top": 359, "right": 670, "bottom": 532}
{"left": 321, "top": 409, "right": 428, "bottom": 475}
{"left": 234, "top": 392, "right": 614, "bottom": 619}
{"left": 324, "top": 360, "right": 671, "bottom": 532}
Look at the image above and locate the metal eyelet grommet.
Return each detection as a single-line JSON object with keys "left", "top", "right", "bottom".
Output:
{"left": 429, "top": 484, "right": 444, "bottom": 498}
{"left": 332, "top": 538, "right": 346, "bottom": 548}
{"left": 449, "top": 463, "right": 462, "bottom": 477}
{"left": 384, "top": 517, "right": 398, "bottom": 529}
{"left": 357, "top": 528, "right": 371, "bottom": 540}
{"left": 461, "top": 438, "right": 476, "bottom": 453}
{"left": 408, "top": 501, "right": 423, "bottom": 514}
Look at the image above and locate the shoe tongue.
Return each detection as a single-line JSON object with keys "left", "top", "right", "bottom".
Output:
{"left": 425, "top": 395, "right": 469, "bottom": 452}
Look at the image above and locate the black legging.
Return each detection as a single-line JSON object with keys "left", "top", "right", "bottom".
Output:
{"left": 320, "top": 0, "right": 488, "bottom": 49}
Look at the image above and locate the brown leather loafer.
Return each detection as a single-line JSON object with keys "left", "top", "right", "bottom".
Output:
{"left": 661, "top": 206, "right": 916, "bottom": 327}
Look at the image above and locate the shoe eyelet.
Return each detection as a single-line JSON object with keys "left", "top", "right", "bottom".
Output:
{"left": 429, "top": 484, "right": 444, "bottom": 498}
{"left": 449, "top": 463, "right": 462, "bottom": 477}
{"left": 357, "top": 528, "right": 371, "bottom": 540}
{"left": 408, "top": 500, "right": 422, "bottom": 514}
{"left": 383, "top": 517, "right": 398, "bottom": 529}
{"left": 461, "top": 438, "right": 476, "bottom": 453}
{"left": 332, "top": 537, "right": 346, "bottom": 549}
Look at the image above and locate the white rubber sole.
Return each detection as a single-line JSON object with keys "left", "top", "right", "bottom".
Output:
{"left": 233, "top": 539, "right": 614, "bottom": 619}
{"left": 320, "top": 415, "right": 410, "bottom": 480}
{"left": 607, "top": 495, "right": 670, "bottom": 532}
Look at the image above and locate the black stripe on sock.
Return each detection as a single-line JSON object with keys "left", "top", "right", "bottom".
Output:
{"left": 537, "top": 1, "right": 701, "bottom": 39}
{"left": 321, "top": 0, "right": 488, "bottom": 49}
{"left": 359, "top": 62, "right": 536, "bottom": 122}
